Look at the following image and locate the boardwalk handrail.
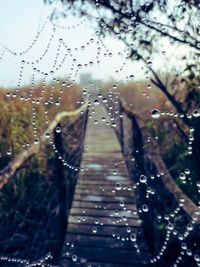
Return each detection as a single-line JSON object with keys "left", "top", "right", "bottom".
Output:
{"left": 0, "top": 102, "right": 88, "bottom": 190}
{"left": 119, "top": 98, "right": 200, "bottom": 224}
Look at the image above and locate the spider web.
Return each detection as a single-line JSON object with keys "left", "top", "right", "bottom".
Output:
{"left": 0, "top": 4, "right": 199, "bottom": 267}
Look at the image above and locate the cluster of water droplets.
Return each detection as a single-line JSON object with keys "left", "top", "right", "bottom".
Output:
{"left": 0, "top": 253, "right": 54, "bottom": 267}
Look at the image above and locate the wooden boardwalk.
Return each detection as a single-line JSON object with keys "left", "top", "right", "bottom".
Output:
{"left": 59, "top": 105, "right": 150, "bottom": 267}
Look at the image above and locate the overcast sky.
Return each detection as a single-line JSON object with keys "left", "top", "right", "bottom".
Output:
{"left": 0, "top": 0, "right": 185, "bottom": 87}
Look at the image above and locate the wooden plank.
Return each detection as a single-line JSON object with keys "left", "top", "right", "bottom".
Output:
{"left": 73, "top": 195, "right": 135, "bottom": 202}
{"left": 60, "top": 258, "right": 150, "bottom": 267}
{"left": 65, "top": 229, "right": 144, "bottom": 242}
{"left": 74, "top": 191, "right": 135, "bottom": 199}
{"left": 75, "top": 188, "right": 135, "bottom": 195}
{"left": 78, "top": 175, "right": 129, "bottom": 180}
{"left": 75, "top": 192, "right": 135, "bottom": 199}
{"left": 68, "top": 216, "right": 141, "bottom": 226}
{"left": 70, "top": 208, "right": 138, "bottom": 218}
{"left": 78, "top": 180, "right": 131, "bottom": 186}
{"left": 61, "top": 246, "right": 149, "bottom": 265}
{"left": 64, "top": 234, "right": 149, "bottom": 251}
{"left": 67, "top": 223, "right": 142, "bottom": 237}
{"left": 76, "top": 184, "right": 134, "bottom": 189}
{"left": 72, "top": 201, "right": 136, "bottom": 210}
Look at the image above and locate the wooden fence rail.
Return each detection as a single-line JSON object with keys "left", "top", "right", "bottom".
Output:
{"left": 0, "top": 103, "right": 88, "bottom": 190}
{"left": 119, "top": 98, "right": 200, "bottom": 224}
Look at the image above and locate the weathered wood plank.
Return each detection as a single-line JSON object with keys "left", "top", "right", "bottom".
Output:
{"left": 73, "top": 195, "right": 135, "bottom": 202}
{"left": 74, "top": 190, "right": 135, "bottom": 198}
{"left": 78, "top": 180, "right": 131, "bottom": 186}
{"left": 63, "top": 234, "right": 149, "bottom": 250}
{"left": 70, "top": 208, "right": 138, "bottom": 218}
{"left": 72, "top": 201, "right": 136, "bottom": 210}
{"left": 76, "top": 185, "right": 131, "bottom": 190}
{"left": 62, "top": 246, "right": 149, "bottom": 265}
{"left": 60, "top": 258, "right": 150, "bottom": 267}
{"left": 67, "top": 223, "right": 141, "bottom": 236}
{"left": 68, "top": 215, "right": 141, "bottom": 226}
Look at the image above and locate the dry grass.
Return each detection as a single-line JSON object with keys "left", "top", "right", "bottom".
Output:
{"left": 0, "top": 81, "right": 82, "bottom": 156}
{"left": 103, "top": 80, "right": 174, "bottom": 120}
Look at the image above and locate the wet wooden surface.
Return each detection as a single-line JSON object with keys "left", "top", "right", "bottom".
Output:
{"left": 59, "top": 105, "right": 150, "bottom": 267}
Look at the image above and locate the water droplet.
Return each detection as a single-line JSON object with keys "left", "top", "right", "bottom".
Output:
{"left": 72, "top": 255, "right": 77, "bottom": 262}
{"left": 184, "top": 168, "right": 190, "bottom": 175}
{"left": 94, "top": 99, "right": 99, "bottom": 105}
{"left": 139, "top": 175, "right": 147, "bottom": 183}
{"left": 56, "top": 127, "right": 61, "bottom": 133}
{"left": 7, "top": 150, "right": 12, "bottom": 156}
{"left": 45, "top": 132, "right": 50, "bottom": 139}
{"left": 187, "top": 223, "right": 193, "bottom": 231}
{"left": 130, "top": 234, "right": 136, "bottom": 242}
{"left": 120, "top": 201, "right": 125, "bottom": 207}
{"left": 126, "top": 227, "right": 131, "bottom": 233}
{"left": 192, "top": 109, "right": 200, "bottom": 117}
{"left": 34, "top": 138, "right": 39, "bottom": 144}
{"left": 55, "top": 100, "right": 60, "bottom": 106}
{"left": 115, "top": 183, "right": 122, "bottom": 190}
{"left": 151, "top": 109, "right": 160, "bottom": 119}
{"left": 92, "top": 227, "right": 97, "bottom": 233}
{"left": 186, "top": 249, "right": 192, "bottom": 256}
{"left": 179, "top": 172, "right": 186, "bottom": 181}
{"left": 142, "top": 204, "right": 148, "bottom": 212}
{"left": 194, "top": 254, "right": 200, "bottom": 262}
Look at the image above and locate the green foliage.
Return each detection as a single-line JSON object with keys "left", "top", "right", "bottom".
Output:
{"left": 146, "top": 120, "right": 154, "bottom": 130}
